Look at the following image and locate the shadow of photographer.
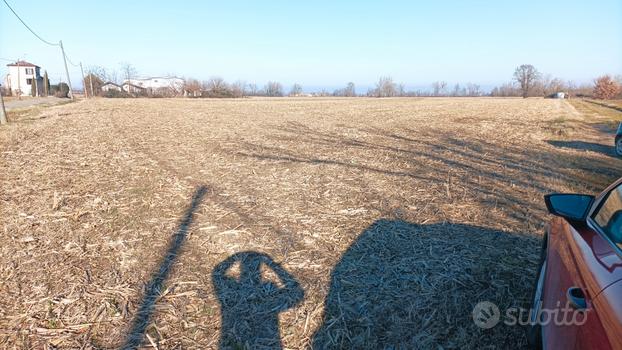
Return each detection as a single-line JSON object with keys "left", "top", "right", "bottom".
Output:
{"left": 212, "top": 251, "right": 304, "bottom": 349}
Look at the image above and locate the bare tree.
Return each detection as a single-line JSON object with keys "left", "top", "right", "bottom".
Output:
{"left": 398, "top": 83, "right": 406, "bottom": 97}
{"left": 593, "top": 75, "right": 621, "bottom": 99}
{"left": 432, "top": 81, "right": 447, "bottom": 96}
{"left": 374, "top": 76, "right": 397, "bottom": 97}
{"left": 513, "top": 64, "right": 540, "bottom": 98}
{"left": 247, "top": 83, "right": 258, "bottom": 96}
{"left": 120, "top": 62, "right": 137, "bottom": 83}
{"left": 345, "top": 82, "right": 356, "bottom": 97}
{"left": 491, "top": 82, "right": 521, "bottom": 97}
{"left": 289, "top": 83, "right": 303, "bottom": 96}
{"left": 466, "top": 83, "right": 481, "bottom": 96}
{"left": 43, "top": 70, "right": 49, "bottom": 97}
{"left": 184, "top": 78, "right": 202, "bottom": 97}
{"left": 264, "top": 81, "right": 283, "bottom": 97}
{"left": 203, "top": 77, "right": 231, "bottom": 97}
{"left": 547, "top": 77, "right": 565, "bottom": 96}
{"left": 119, "top": 62, "right": 137, "bottom": 95}
{"left": 230, "top": 80, "right": 246, "bottom": 98}
{"left": 334, "top": 82, "right": 356, "bottom": 97}
{"left": 83, "top": 73, "right": 104, "bottom": 96}
{"left": 89, "top": 65, "right": 111, "bottom": 83}
{"left": 452, "top": 83, "right": 461, "bottom": 97}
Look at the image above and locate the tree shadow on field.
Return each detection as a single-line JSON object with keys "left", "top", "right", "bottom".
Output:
{"left": 231, "top": 121, "right": 621, "bottom": 226}
{"left": 122, "top": 186, "right": 207, "bottom": 349}
{"left": 212, "top": 251, "right": 304, "bottom": 350}
{"left": 546, "top": 140, "right": 616, "bottom": 158}
{"left": 312, "top": 219, "right": 538, "bottom": 349}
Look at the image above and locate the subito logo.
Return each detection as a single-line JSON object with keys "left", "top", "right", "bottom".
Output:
{"left": 472, "top": 301, "right": 501, "bottom": 329}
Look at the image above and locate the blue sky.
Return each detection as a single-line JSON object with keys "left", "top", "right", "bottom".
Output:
{"left": 1, "top": 0, "right": 621, "bottom": 91}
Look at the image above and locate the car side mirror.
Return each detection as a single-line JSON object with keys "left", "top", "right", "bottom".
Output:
{"left": 544, "top": 194, "right": 595, "bottom": 222}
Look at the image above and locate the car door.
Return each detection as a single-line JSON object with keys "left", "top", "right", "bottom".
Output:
{"left": 542, "top": 218, "right": 605, "bottom": 349}
{"left": 585, "top": 182, "right": 622, "bottom": 349}
{"left": 543, "top": 181, "right": 622, "bottom": 349}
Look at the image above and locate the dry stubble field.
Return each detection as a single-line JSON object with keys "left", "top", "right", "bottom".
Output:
{"left": 1, "top": 97, "right": 620, "bottom": 349}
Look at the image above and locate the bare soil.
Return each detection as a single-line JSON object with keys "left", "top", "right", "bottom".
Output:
{"left": 1, "top": 97, "right": 620, "bottom": 349}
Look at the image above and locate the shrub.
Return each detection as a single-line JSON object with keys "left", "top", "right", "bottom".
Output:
{"left": 593, "top": 75, "right": 621, "bottom": 100}
{"left": 102, "top": 89, "right": 131, "bottom": 98}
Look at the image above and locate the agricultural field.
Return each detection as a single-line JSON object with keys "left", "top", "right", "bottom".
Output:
{"left": 1, "top": 97, "right": 620, "bottom": 349}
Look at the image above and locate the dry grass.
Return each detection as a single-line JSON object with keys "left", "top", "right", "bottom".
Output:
{"left": 0, "top": 97, "right": 620, "bottom": 349}
{"left": 567, "top": 98, "right": 622, "bottom": 130}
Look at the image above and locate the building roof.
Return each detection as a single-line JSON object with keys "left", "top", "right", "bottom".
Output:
{"left": 121, "top": 82, "right": 146, "bottom": 89}
{"left": 6, "top": 60, "right": 39, "bottom": 68}
{"left": 102, "top": 82, "right": 121, "bottom": 87}
{"left": 127, "top": 76, "right": 184, "bottom": 81}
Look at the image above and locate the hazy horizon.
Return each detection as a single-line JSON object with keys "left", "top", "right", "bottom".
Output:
{"left": 1, "top": 0, "right": 621, "bottom": 90}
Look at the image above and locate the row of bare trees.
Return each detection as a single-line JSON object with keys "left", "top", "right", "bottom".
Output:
{"left": 184, "top": 78, "right": 285, "bottom": 98}
{"left": 491, "top": 64, "right": 622, "bottom": 99}
{"left": 363, "top": 77, "right": 483, "bottom": 97}
{"left": 80, "top": 61, "right": 621, "bottom": 99}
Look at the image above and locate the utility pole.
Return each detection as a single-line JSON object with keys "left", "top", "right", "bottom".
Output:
{"left": 88, "top": 69, "right": 94, "bottom": 98}
{"left": 0, "top": 85, "right": 7, "bottom": 124}
{"left": 59, "top": 40, "right": 74, "bottom": 100}
{"left": 79, "top": 62, "right": 87, "bottom": 98}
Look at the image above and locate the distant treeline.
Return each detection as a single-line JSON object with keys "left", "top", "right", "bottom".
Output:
{"left": 71, "top": 63, "right": 622, "bottom": 100}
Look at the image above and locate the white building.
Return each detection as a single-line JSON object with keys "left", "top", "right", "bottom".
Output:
{"left": 4, "top": 60, "right": 44, "bottom": 96}
{"left": 122, "top": 77, "right": 185, "bottom": 95}
{"left": 121, "top": 82, "right": 146, "bottom": 94}
{"left": 101, "top": 82, "right": 122, "bottom": 92}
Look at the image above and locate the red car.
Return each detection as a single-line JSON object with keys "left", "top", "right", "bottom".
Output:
{"left": 528, "top": 178, "right": 622, "bottom": 349}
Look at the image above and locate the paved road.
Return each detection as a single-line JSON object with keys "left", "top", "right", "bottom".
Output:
{"left": 2, "top": 97, "right": 68, "bottom": 111}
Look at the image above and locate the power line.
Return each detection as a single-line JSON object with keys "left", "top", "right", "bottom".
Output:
{"left": 2, "top": 0, "right": 59, "bottom": 47}
{"left": 2, "top": 0, "right": 81, "bottom": 100}
{"left": 63, "top": 51, "right": 80, "bottom": 67}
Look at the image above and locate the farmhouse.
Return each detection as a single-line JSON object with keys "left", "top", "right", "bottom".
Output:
{"left": 121, "top": 82, "right": 146, "bottom": 94}
{"left": 101, "top": 82, "right": 122, "bottom": 92}
{"left": 123, "top": 76, "right": 185, "bottom": 95}
{"left": 3, "top": 60, "right": 44, "bottom": 96}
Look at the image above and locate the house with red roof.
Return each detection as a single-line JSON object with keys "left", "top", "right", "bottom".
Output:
{"left": 4, "top": 60, "right": 44, "bottom": 97}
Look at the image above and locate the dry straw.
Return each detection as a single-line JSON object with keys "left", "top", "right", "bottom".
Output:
{"left": 0, "top": 97, "right": 619, "bottom": 348}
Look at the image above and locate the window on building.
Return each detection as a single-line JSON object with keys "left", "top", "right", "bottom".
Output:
{"left": 26, "top": 78, "right": 33, "bottom": 85}
{"left": 25, "top": 68, "right": 34, "bottom": 75}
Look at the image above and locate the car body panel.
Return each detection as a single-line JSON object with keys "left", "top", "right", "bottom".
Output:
{"left": 542, "top": 177, "right": 622, "bottom": 349}
{"left": 592, "top": 280, "right": 622, "bottom": 350}
{"left": 543, "top": 219, "right": 611, "bottom": 349}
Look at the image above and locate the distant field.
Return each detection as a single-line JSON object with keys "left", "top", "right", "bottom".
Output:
{"left": 1, "top": 97, "right": 620, "bottom": 349}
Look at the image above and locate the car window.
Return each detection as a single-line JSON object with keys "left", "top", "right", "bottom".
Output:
{"left": 593, "top": 184, "right": 622, "bottom": 247}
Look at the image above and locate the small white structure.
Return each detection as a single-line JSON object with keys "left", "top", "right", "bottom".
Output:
{"left": 554, "top": 92, "right": 566, "bottom": 99}
{"left": 121, "top": 82, "right": 146, "bottom": 94}
{"left": 3, "top": 60, "right": 44, "bottom": 96}
{"left": 101, "top": 82, "right": 122, "bottom": 92}
{"left": 123, "top": 77, "right": 185, "bottom": 95}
